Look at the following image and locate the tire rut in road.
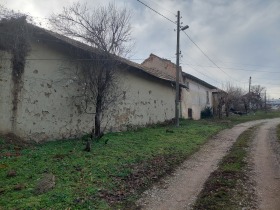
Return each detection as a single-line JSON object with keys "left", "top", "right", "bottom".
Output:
{"left": 250, "top": 119, "right": 280, "bottom": 210}
{"left": 137, "top": 119, "right": 278, "bottom": 210}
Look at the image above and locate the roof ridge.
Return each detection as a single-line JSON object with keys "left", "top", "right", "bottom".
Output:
{"left": 28, "top": 24, "right": 187, "bottom": 87}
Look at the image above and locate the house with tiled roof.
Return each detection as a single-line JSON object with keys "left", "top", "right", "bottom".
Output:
{"left": 142, "top": 54, "right": 217, "bottom": 120}
{"left": 0, "top": 25, "right": 187, "bottom": 141}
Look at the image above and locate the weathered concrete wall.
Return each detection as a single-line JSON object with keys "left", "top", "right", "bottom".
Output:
{"left": 0, "top": 41, "right": 176, "bottom": 141}
{"left": 141, "top": 54, "right": 214, "bottom": 120}
{"left": 12, "top": 41, "right": 94, "bottom": 141}
{"left": 108, "top": 69, "right": 175, "bottom": 131}
{"left": 0, "top": 52, "right": 13, "bottom": 133}
{"left": 181, "top": 78, "right": 213, "bottom": 120}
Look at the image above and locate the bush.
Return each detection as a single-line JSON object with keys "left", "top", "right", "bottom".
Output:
{"left": 201, "top": 107, "right": 213, "bottom": 119}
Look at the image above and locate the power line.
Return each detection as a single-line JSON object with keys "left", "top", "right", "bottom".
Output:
{"left": 248, "top": 77, "right": 280, "bottom": 81}
{"left": 181, "top": 41, "right": 216, "bottom": 74}
{"left": 136, "top": 0, "right": 243, "bottom": 86}
{"left": 182, "top": 63, "right": 223, "bottom": 86}
{"left": 135, "top": 1, "right": 230, "bottom": 87}
{"left": 3, "top": 4, "right": 277, "bottom": 89}
{"left": 213, "top": 60, "right": 280, "bottom": 69}
{"left": 182, "top": 31, "right": 239, "bottom": 83}
{"left": 180, "top": 39, "right": 245, "bottom": 87}
{"left": 137, "top": 0, "right": 176, "bottom": 24}
{"left": 148, "top": 0, "right": 177, "bottom": 16}
{"left": 180, "top": 46, "right": 225, "bottom": 85}
{"left": 184, "top": 63, "right": 280, "bottom": 73}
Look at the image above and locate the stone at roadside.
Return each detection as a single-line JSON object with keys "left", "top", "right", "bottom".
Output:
{"left": 34, "top": 173, "right": 55, "bottom": 194}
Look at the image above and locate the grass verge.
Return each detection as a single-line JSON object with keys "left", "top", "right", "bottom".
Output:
{"left": 277, "top": 124, "right": 280, "bottom": 142}
{"left": 0, "top": 120, "right": 227, "bottom": 209}
{"left": 228, "top": 110, "right": 280, "bottom": 125}
{"left": 192, "top": 125, "right": 258, "bottom": 210}
{"left": 0, "top": 111, "right": 279, "bottom": 209}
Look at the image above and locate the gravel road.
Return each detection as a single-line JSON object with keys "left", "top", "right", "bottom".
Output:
{"left": 251, "top": 119, "right": 280, "bottom": 210}
{"left": 137, "top": 118, "right": 280, "bottom": 210}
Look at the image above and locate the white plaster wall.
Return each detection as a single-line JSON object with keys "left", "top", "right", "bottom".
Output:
{"left": 107, "top": 69, "right": 175, "bottom": 131}
{"left": 13, "top": 41, "right": 94, "bottom": 141}
{"left": 0, "top": 52, "right": 13, "bottom": 133}
{"left": 0, "top": 41, "right": 176, "bottom": 141}
{"left": 181, "top": 78, "right": 213, "bottom": 120}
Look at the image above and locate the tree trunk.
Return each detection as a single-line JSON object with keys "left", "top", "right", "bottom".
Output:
{"left": 95, "top": 111, "right": 101, "bottom": 139}
{"left": 94, "top": 94, "right": 102, "bottom": 138}
{"left": 244, "top": 103, "right": 248, "bottom": 113}
{"left": 225, "top": 105, "right": 229, "bottom": 117}
{"left": 218, "top": 106, "right": 222, "bottom": 119}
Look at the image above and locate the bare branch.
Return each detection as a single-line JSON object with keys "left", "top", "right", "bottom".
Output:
{"left": 50, "top": 2, "right": 132, "bottom": 57}
{"left": 50, "top": 2, "right": 132, "bottom": 138}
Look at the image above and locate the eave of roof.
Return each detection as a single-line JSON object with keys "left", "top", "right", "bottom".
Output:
{"left": 30, "top": 25, "right": 188, "bottom": 88}
{"left": 182, "top": 72, "right": 217, "bottom": 89}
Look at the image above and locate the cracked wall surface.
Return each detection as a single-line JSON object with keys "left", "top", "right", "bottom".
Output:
{"left": 0, "top": 51, "right": 13, "bottom": 133}
{"left": 108, "top": 69, "right": 175, "bottom": 131}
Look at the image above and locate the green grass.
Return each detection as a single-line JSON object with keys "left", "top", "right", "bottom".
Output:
{"left": 227, "top": 110, "right": 280, "bottom": 125}
{"left": 0, "top": 120, "right": 227, "bottom": 209}
{"left": 1, "top": 111, "right": 279, "bottom": 209}
{"left": 193, "top": 125, "right": 258, "bottom": 210}
{"left": 277, "top": 124, "right": 280, "bottom": 142}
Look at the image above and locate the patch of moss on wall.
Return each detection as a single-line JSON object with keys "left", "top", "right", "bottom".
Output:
{"left": 0, "top": 16, "right": 31, "bottom": 130}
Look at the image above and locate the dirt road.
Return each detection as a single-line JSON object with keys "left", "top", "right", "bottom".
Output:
{"left": 137, "top": 118, "right": 280, "bottom": 210}
{"left": 251, "top": 119, "right": 280, "bottom": 210}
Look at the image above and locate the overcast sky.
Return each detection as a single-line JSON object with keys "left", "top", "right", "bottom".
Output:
{"left": 1, "top": 0, "right": 279, "bottom": 99}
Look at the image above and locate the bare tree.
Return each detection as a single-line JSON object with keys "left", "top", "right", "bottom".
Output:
{"left": 241, "top": 94, "right": 250, "bottom": 113}
{"left": 213, "top": 83, "right": 245, "bottom": 118}
{"left": 50, "top": 2, "right": 132, "bottom": 139}
{"left": 212, "top": 90, "right": 225, "bottom": 119}
{"left": 250, "top": 85, "right": 266, "bottom": 111}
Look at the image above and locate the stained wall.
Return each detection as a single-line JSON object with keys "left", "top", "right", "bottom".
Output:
{"left": 181, "top": 77, "right": 213, "bottom": 120}
{"left": 0, "top": 41, "right": 175, "bottom": 141}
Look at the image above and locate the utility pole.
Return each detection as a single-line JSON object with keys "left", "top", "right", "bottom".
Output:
{"left": 248, "top": 76, "right": 251, "bottom": 112}
{"left": 265, "top": 90, "right": 267, "bottom": 113}
{"left": 175, "top": 11, "right": 181, "bottom": 127}
{"left": 175, "top": 11, "right": 189, "bottom": 127}
{"left": 249, "top": 76, "right": 251, "bottom": 93}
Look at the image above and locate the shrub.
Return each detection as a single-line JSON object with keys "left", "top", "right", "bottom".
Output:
{"left": 201, "top": 106, "right": 213, "bottom": 119}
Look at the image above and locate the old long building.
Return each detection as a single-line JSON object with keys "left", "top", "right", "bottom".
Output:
{"left": 142, "top": 54, "right": 217, "bottom": 120}
{"left": 0, "top": 25, "right": 216, "bottom": 141}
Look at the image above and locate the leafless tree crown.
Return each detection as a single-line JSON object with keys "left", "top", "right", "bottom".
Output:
{"left": 50, "top": 3, "right": 133, "bottom": 139}
{"left": 50, "top": 2, "right": 132, "bottom": 57}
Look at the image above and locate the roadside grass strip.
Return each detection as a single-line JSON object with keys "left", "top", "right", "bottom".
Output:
{"left": 0, "top": 111, "right": 279, "bottom": 209}
{"left": 277, "top": 124, "right": 280, "bottom": 142}
{"left": 193, "top": 125, "right": 259, "bottom": 210}
{"left": 0, "top": 120, "right": 226, "bottom": 209}
{"left": 225, "top": 111, "right": 280, "bottom": 125}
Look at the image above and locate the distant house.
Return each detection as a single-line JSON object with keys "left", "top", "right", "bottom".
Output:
{"left": 181, "top": 72, "right": 217, "bottom": 119}
{"left": 0, "top": 25, "right": 186, "bottom": 141}
{"left": 141, "top": 54, "right": 217, "bottom": 120}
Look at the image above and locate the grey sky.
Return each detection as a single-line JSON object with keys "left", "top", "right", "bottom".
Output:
{"left": 2, "top": 0, "right": 279, "bottom": 99}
